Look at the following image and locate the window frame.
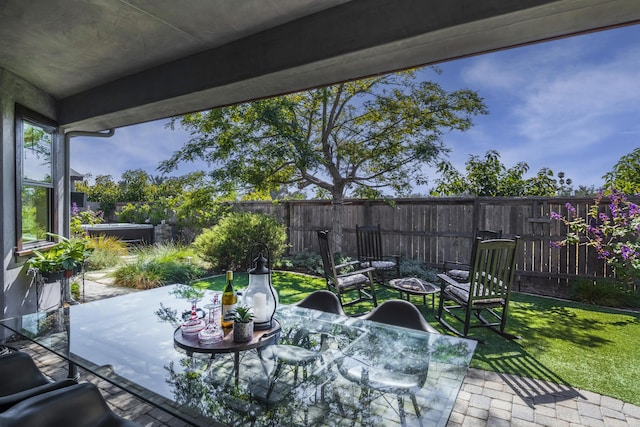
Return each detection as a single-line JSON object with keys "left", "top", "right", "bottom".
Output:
{"left": 15, "top": 105, "right": 59, "bottom": 255}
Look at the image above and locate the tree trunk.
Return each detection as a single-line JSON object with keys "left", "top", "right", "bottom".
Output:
{"left": 331, "top": 191, "right": 345, "bottom": 254}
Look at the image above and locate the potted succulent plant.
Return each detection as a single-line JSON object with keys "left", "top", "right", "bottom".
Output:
{"left": 231, "top": 304, "right": 254, "bottom": 343}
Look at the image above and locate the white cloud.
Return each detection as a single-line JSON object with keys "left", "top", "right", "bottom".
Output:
{"left": 445, "top": 25, "right": 640, "bottom": 189}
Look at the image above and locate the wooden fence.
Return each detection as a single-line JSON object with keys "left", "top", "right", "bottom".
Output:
{"left": 236, "top": 196, "right": 639, "bottom": 297}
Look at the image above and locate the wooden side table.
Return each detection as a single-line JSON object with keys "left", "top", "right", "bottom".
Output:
{"left": 388, "top": 278, "right": 440, "bottom": 309}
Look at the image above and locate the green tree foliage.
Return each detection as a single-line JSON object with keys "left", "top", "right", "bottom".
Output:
{"left": 78, "top": 169, "right": 156, "bottom": 214}
{"left": 526, "top": 167, "right": 560, "bottom": 197}
{"left": 193, "top": 212, "right": 288, "bottom": 271}
{"left": 161, "top": 172, "right": 233, "bottom": 238}
{"left": 118, "top": 169, "right": 153, "bottom": 202}
{"left": 431, "top": 150, "right": 567, "bottom": 196}
{"left": 574, "top": 185, "right": 600, "bottom": 196}
{"left": 160, "top": 69, "right": 487, "bottom": 249}
{"left": 78, "top": 171, "right": 231, "bottom": 239}
{"left": 603, "top": 147, "right": 640, "bottom": 195}
{"left": 117, "top": 202, "right": 166, "bottom": 225}
{"left": 76, "top": 174, "right": 120, "bottom": 217}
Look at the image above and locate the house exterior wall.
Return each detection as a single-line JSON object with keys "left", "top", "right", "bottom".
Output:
{"left": 1, "top": 67, "right": 61, "bottom": 330}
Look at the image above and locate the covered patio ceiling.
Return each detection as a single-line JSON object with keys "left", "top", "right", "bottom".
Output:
{"left": 1, "top": 0, "right": 639, "bottom": 132}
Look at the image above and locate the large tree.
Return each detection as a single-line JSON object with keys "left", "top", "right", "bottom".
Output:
{"left": 160, "top": 69, "right": 487, "bottom": 249}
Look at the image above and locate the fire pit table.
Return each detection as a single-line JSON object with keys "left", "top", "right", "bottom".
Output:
{"left": 388, "top": 277, "right": 440, "bottom": 309}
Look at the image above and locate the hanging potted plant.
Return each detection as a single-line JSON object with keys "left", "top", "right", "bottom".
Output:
{"left": 56, "top": 234, "right": 93, "bottom": 277}
{"left": 26, "top": 234, "right": 93, "bottom": 282}
{"left": 231, "top": 305, "right": 254, "bottom": 343}
{"left": 25, "top": 247, "right": 64, "bottom": 283}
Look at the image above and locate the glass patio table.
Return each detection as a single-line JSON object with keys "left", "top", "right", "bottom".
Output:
{"left": 0, "top": 284, "right": 476, "bottom": 426}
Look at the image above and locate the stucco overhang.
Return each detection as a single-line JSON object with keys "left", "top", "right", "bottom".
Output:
{"left": 0, "top": 0, "right": 638, "bottom": 131}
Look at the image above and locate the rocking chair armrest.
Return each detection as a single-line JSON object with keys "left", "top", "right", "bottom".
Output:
{"left": 437, "top": 272, "right": 467, "bottom": 289}
{"left": 335, "top": 260, "right": 361, "bottom": 270}
{"left": 361, "top": 255, "right": 400, "bottom": 262}
{"left": 337, "top": 267, "right": 376, "bottom": 278}
{"left": 443, "top": 260, "right": 470, "bottom": 271}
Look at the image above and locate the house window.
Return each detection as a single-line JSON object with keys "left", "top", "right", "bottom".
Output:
{"left": 16, "top": 107, "right": 57, "bottom": 253}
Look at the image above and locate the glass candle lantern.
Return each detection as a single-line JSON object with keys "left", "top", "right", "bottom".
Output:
{"left": 244, "top": 245, "right": 278, "bottom": 330}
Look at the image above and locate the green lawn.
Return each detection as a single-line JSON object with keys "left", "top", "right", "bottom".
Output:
{"left": 190, "top": 271, "right": 640, "bottom": 406}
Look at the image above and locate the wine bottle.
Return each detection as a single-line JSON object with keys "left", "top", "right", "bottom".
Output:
{"left": 221, "top": 270, "right": 237, "bottom": 328}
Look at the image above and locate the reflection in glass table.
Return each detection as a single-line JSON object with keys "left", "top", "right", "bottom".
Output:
{"left": 0, "top": 285, "right": 476, "bottom": 426}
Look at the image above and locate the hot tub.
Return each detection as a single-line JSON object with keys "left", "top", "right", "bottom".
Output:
{"left": 82, "top": 223, "right": 154, "bottom": 244}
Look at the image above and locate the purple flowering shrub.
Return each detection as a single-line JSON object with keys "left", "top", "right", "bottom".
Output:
{"left": 551, "top": 190, "right": 640, "bottom": 286}
{"left": 70, "top": 202, "right": 104, "bottom": 237}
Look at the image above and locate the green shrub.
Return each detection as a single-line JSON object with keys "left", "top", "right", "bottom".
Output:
{"left": 193, "top": 212, "right": 287, "bottom": 271}
{"left": 569, "top": 279, "right": 640, "bottom": 308}
{"left": 112, "top": 243, "right": 204, "bottom": 289}
{"left": 71, "top": 281, "right": 80, "bottom": 300}
{"left": 117, "top": 202, "right": 166, "bottom": 225}
{"left": 399, "top": 257, "right": 439, "bottom": 282}
{"left": 275, "top": 251, "right": 323, "bottom": 275}
{"left": 333, "top": 252, "right": 355, "bottom": 273}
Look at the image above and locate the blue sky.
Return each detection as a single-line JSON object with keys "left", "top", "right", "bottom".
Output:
{"left": 71, "top": 24, "right": 640, "bottom": 192}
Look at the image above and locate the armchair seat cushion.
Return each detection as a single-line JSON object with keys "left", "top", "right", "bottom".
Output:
{"left": 336, "top": 273, "right": 370, "bottom": 290}
{"left": 446, "top": 269, "right": 470, "bottom": 281}
{"left": 445, "top": 282, "right": 505, "bottom": 305}
{"left": 318, "top": 229, "right": 378, "bottom": 309}
{"left": 361, "top": 260, "right": 396, "bottom": 270}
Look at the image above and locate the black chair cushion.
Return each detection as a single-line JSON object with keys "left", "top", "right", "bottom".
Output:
{"left": 0, "top": 383, "right": 142, "bottom": 427}
{"left": 0, "top": 351, "right": 77, "bottom": 411}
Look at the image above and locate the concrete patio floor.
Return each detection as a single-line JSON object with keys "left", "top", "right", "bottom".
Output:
{"left": 8, "top": 277, "right": 640, "bottom": 427}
